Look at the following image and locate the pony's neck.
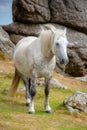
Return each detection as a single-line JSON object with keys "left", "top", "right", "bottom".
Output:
{"left": 40, "top": 30, "right": 54, "bottom": 61}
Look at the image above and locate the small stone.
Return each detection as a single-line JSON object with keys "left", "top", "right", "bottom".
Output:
{"left": 64, "top": 91, "right": 87, "bottom": 112}
{"left": 37, "top": 78, "right": 67, "bottom": 89}
{"left": 65, "top": 105, "right": 79, "bottom": 112}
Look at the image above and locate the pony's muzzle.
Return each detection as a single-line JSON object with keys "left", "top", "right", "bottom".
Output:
{"left": 60, "top": 58, "right": 69, "bottom": 64}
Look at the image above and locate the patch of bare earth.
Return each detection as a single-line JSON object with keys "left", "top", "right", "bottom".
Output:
{"left": 53, "top": 72, "right": 87, "bottom": 91}
{"left": 0, "top": 60, "right": 14, "bottom": 73}
{"left": 0, "top": 52, "right": 14, "bottom": 73}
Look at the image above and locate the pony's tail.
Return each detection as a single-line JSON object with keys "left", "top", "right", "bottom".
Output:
{"left": 8, "top": 68, "right": 20, "bottom": 97}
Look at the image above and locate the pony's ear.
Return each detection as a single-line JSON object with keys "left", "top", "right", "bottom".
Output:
{"left": 37, "top": 25, "right": 45, "bottom": 35}
{"left": 44, "top": 24, "right": 56, "bottom": 34}
{"left": 64, "top": 28, "right": 67, "bottom": 35}
{"left": 40, "top": 25, "right": 45, "bottom": 32}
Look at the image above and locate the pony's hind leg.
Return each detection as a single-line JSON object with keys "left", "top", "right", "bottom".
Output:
{"left": 29, "top": 76, "right": 36, "bottom": 114}
{"left": 44, "top": 77, "right": 52, "bottom": 113}
{"left": 22, "top": 77, "right": 31, "bottom": 106}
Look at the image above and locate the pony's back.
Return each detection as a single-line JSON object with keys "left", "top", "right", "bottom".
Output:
{"left": 15, "top": 36, "right": 37, "bottom": 50}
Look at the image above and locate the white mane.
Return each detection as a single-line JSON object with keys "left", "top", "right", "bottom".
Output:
{"left": 39, "top": 30, "right": 52, "bottom": 56}
{"left": 44, "top": 24, "right": 56, "bottom": 32}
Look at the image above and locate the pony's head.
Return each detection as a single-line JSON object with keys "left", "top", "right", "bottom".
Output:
{"left": 40, "top": 24, "right": 69, "bottom": 65}
{"left": 51, "top": 28, "right": 69, "bottom": 65}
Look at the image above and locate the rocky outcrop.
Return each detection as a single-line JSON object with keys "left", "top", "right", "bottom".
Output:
{"left": 66, "top": 28, "right": 87, "bottom": 76}
{"left": 3, "top": 22, "right": 41, "bottom": 36}
{"left": 0, "top": 26, "right": 14, "bottom": 56}
{"left": 64, "top": 91, "right": 87, "bottom": 112}
{"left": 12, "top": 0, "right": 87, "bottom": 34}
{"left": 12, "top": 0, "right": 50, "bottom": 23}
{"left": 2, "top": 23, "right": 41, "bottom": 44}
{"left": 50, "top": 0, "right": 87, "bottom": 34}
{"left": 76, "top": 76, "right": 87, "bottom": 82}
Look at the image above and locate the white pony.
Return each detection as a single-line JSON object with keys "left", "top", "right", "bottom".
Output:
{"left": 9, "top": 25, "right": 69, "bottom": 114}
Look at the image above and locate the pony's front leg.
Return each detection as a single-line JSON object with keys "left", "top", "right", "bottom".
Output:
{"left": 44, "top": 77, "right": 52, "bottom": 113}
{"left": 22, "top": 77, "right": 31, "bottom": 106}
{"left": 29, "top": 76, "right": 36, "bottom": 114}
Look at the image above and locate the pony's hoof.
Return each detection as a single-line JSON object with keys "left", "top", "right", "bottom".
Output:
{"left": 45, "top": 106, "right": 52, "bottom": 113}
{"left": 45, "top": 110, "right": 52, "bottom": 113}
{"left": 26, "top": 103, "right": 30, "bottom": 106}
{"left": 28, "top": 108, "right": 35, "bottom": 114}
{"left": 28, "top": 111, "right": 35, "bottom": 114}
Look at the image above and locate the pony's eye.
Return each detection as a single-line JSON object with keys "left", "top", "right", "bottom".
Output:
{"left": 56, "top": 42, "right": 59, "bottom": 46}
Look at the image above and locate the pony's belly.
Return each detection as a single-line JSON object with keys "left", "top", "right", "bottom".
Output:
{"left": 15, "top": 63, "right": 54, "bottom": 78}
{"left": 37, "top": 70, "right": 52, "bottom": 78}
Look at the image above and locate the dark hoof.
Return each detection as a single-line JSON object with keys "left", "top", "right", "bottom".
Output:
{"left": 45, "top": 110, "right": 52, "bottom": 113}
{"left": 26, "top": 103, "right": 29, "bottom": 106}
{"left": 28, "top": 111, "right": 35, "bottom": 114}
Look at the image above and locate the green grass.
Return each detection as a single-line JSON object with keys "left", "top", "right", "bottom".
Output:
{"left": 0, "top": 72, "right": 87, "bottom": 130}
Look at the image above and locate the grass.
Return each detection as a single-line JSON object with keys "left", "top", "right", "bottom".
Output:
{"left": 0, "top": 75, "right": 87, "bottom": 130}
{"left": 0, "top": 52, "right": 87, "bottom": 130}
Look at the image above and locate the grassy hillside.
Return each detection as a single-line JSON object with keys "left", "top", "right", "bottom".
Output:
{"left": 0, "top": 52, "right": 87, "bottom": 130}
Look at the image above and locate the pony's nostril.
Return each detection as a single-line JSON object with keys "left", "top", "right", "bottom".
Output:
{"left": 60, "top": 58, "right": 69, "bottom": 64}
{"left": 61, "top": 59, "right": 65, "bottom": 64}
